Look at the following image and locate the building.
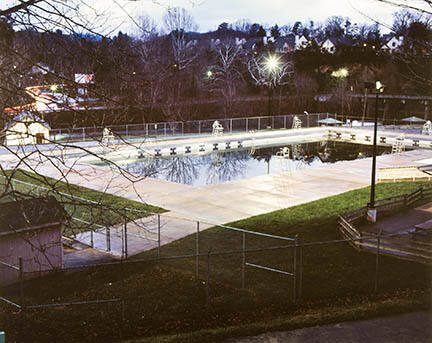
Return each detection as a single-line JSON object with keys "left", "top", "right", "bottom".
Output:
{"left": 321, "top": 37, "right": 337, "bottom": 53}
{"left": 0, "top": 197, "right": 66, "bottom": 286}
{"left": 4, "top": 111, "right": 50, "bottom": 146}
{"left": 381, "top": 35, "right": 404, "bottom": 53}
{"left": 295, "top": 35, "right": 310, "bottom": 50}
{"left": 274, "top": 36, "right": 295, "bottom": 53}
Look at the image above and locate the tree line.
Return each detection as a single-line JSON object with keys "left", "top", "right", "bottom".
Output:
{"left": 1, "top": 5, "right": 431, "bottom": 126}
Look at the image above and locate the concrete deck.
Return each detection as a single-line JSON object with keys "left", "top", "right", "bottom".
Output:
{"left": 1, "top": 127, "right": 431, "bottom": 259}
{"left": 361, "top": 202, "right": 432, "bottom": 235}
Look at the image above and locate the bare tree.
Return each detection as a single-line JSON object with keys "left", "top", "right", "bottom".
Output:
{"left": 208, "top": 40, "right": 245, "bottom": 116}
{"left": 248, "top": 53, "right": 293, "bottom": 89}
{"left": 375, "top": 0, "right": 432, "bottom": 15}
{"left": 248, "top": 53, "right": 294, "bottom": 118}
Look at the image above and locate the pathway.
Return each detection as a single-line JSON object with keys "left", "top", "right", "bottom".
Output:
{"left": 361, "top": 202, "right": 432, "bottom": 235}
{"left": 225, "top": 311, "right": 431, "bottom": 343}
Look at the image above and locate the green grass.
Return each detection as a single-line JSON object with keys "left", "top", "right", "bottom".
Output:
{"left": 1, "top": 181, "right": 430, "bottom": 342}
{"left": 0, "top": 169, "right": 166, "bottom": 235}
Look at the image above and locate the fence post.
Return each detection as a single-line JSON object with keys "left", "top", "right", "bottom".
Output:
{"left": 206, "top": 250, "right": 211, "bottom": 306}
{"left": 242, "top": 232, "right": 246, "bottom": 289}
{"left": 146, "top": 123, "right": 148, "bottom": 136}
{"left": 284, "top": 115, "right": 286, "bottom": 129}
{"left": 182, "top": 122, "right": 184, "bottom": 136}
{"left": 196, "top": 221, "right": 200, "bottom": 277}
{"left": 258, "top": 117, "right": 261, "bottom": 130}
{"left": 293, "top": 237, "right": 298, "bottom": 303}
{"left": 246, "top": 117, "right": 248, "bottom": 132}
{"left": 125, "top": 125, "right": 128, "bottom": 138}
{"left": 298, "top": 238, "right": 303, "bottom": 300}
{"left": 164, "top": 122, "right": 167, "bottom": 136}
{"left": 157, "top": 214, "right": 161, "bottom": 258}
{"left": 106, "top": 226, "right": 111, "bottom": 252}
{"left": 230, "top": 118, "right": 233, "bottom": 133}
{"left": 124, "top": 210, "right": 128, "bottom": 259}
{"left": 120, "top": 258, "right": 126, "bottom": 324}
{"left": 272, "top": 116, "right": 274, "bottom": 129}
{"left": 198, "top": 121, "right": 201, "bottom": 135}
{"left": 374, "top": 231, "right": 381, "bottom": 293}
{"left": 82, "top": 127, "right": 85, "bottom": 142}
{"left": 19, "top": 257, "right": 24, "bottom": 307}
{"left": 90, "top": 214, "right": 94, "bottom": 248}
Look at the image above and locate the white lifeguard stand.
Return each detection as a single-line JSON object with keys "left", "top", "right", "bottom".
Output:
{"left": 422, "top": 120, "right": 432, "bottom": 135}
{"left": 392, "top": 133, "right": 405, "bottom": 154}
{"left": 276, "top": 146, "right": 290, "bottom": 158}
{"left": 292, "top": 116, "right": 302, "bottom": 129}
{"left": 212, "top": 120, "right": 224, "bottom": 135}
{"left": 102, "top": 127, "right": 114, "bottom": 144}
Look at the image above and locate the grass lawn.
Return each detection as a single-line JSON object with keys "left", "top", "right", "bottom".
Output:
{"left": 1, "top": 181, "right": 430, "bottom": 342}
{"left": 0, "top": 169, "right": 166, "bottom": 235}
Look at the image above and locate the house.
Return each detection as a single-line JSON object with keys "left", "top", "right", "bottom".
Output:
{"left": 0, "top": 197, "right": 66, "bottom": 286}
{"left": 4, "top": 111, "right": 50, "bottom": 146}
{"left": 244, "top": 37, "right": 264, "bottom": 53}
{"left": 381, "top": 35, "right": 404, "bottom": 53}
{"left": 321, "top": 37, "right": 337, "bottom": 53}
{"left": 295, "top": 35, "right": 310, "bottom": 50}
{"left": 320, "top": 36, "right": 354, "bottom": 54}
{"left": 274, "top": 36, "right": 295, "bottom": 53}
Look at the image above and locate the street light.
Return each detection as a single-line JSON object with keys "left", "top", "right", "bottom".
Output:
{"left": 365, "top": 80, "right": 385, "bottom": 223}
{"left": 264, "top": 55, "right": 280, "bottom": 72}
{"left": 332, "top": 68, "right": 349, "bottom": 117}
{"left": 264, "top": 55, "right": 280, "bottom": 119}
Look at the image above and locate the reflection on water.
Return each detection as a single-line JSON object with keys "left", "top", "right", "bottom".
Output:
{"left": 124, "top": 142, "right": 391, "bottom": 186}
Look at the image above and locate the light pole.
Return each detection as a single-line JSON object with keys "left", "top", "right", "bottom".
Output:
{"left": 365, "top": 81, "right": 385, "bottom": 223}
{"left": 264, "top": 55, "right": 280, "bottom": 120}
{"left": 331, "top": 68, "right": 349, "bottom": 120}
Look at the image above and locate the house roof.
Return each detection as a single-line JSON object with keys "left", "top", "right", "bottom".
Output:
{"left": 4, "top": 111, "right": 51, "bottom": 130}
{"left": 274, "top": 36, "right": 295, "bottom": 50}
{"left": 0, "top": 196, "right": 66, "bottom": 235}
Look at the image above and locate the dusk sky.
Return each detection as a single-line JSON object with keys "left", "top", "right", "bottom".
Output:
{"left": 111, "top": 0, "right": 399, "bottom": 34}
{"left": 3, "top": 0, "right": 416, "bottom": 35}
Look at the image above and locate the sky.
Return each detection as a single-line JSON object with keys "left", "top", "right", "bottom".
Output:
{"left": 2, "top": 0, "right": 412, "bottom": 35}
{"left": 109, "top": 0, "right": 400, "bottom": 34}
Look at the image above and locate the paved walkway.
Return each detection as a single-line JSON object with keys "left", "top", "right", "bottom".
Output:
{"left": 361, "top": 202, "right": 432, "bottom": 235}
{"left": 226, "top": 311, "right": 431, "bottom": 343}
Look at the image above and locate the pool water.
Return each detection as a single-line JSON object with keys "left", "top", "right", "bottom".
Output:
{"left": 122, "top": 142, "right": 391, "bottom": 186}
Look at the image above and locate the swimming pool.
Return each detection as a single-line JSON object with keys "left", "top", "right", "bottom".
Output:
{"left": 117, "top": 142, "right": 391, "bottom": 186}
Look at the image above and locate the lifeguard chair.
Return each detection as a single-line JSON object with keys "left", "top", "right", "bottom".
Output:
{"left": 102, "top": 127, "right": 114, "bottom": 144}
{"left": 212, "top": 120, "right": 224, "bottom": 135}
{"left": 422, "top": 120, "right": 431, "bottom": 135}
{"left": 292, "top": 116, "right": 302, "bottom": 129}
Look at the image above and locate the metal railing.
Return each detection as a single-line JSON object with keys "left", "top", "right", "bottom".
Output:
{"left": 48, "top": 113, "right": 334, "bottom": 144}
{"left": 338, "top": 184, "right": 432, "bottom": 263}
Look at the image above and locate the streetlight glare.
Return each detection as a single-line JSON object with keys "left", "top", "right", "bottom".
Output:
{"left": 375, "top": 81, "right": 384, "bottom": 92}
{"left": 206, "top": 70, "right": 213, "bottom": 78}
{"left": 265, "top": 55, "right": 280, "bottom": 72}
{"left": 331, "top": 68, "right": 349, "bottom": 78}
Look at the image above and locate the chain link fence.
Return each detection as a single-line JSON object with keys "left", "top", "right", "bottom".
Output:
{"left": 48, "top": 113, "right": 334, "bottom": 144}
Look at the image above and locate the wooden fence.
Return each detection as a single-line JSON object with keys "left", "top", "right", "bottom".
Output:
{"left": 338, "top": 185, "right": 432, "bottom": 264}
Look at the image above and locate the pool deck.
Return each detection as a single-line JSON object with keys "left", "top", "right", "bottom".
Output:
{"left": 1, "top": 127, "right": 431, "bottom": 224}
{"left": 1, "top": 127, "right": 432, "bottom": 258}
